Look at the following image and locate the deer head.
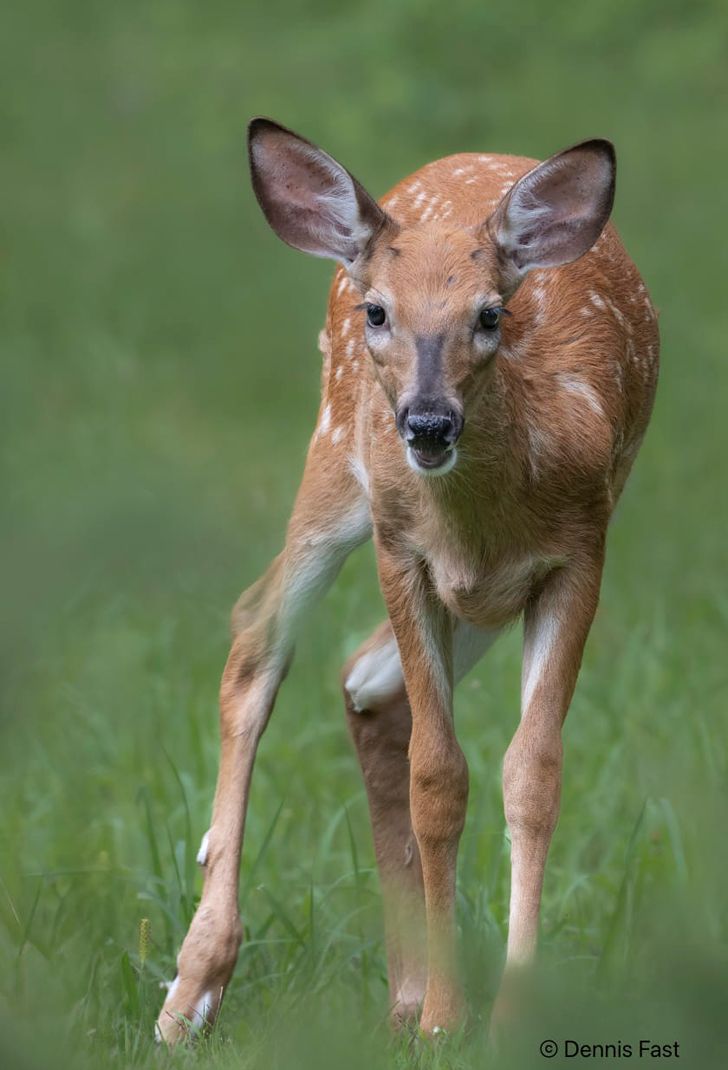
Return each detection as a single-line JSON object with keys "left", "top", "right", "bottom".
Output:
{"left": 248, "top": 118, "right": 615, "bottom": 476}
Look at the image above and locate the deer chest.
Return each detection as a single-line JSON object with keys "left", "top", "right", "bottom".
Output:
{"left": 428, "top": 550, "right": 556, "bottom": 630}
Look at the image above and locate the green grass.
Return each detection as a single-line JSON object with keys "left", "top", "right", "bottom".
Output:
{"left": 2, "top": 1, "right": 728, "bottom": 1067}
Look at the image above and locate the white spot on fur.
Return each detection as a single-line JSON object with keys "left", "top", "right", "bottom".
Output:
{"left": 331, "top": 425, "right": 345, "bottom": 445}
{"left": 335, "top": 365, "right": 343, "bottom": 381}
{"left": 346, "top": 339, "right": 356, "bottom": 358}
{"left": 349, "top": 454, "right": 370, "bottom": 495}
{"left": 605, "top": 295, "right": 629, "bottom": 331}
{"left": 341, "top": 317, "right": 351, "bottom": 337}
{"left": 420, "top": 196, "right": 439, "bottom": 222}
{"left": 589, "top": 291, "right": 606, "bottom": 310}
{"left": 464, "top": 176, "right": 478, "bottom": 185}
{"left": 318, "top": 403, "right": 331, "bottom": 437}
{"left": 527, "top": 425, "right": 551, "bottom": 476}
{"left": 413, "top": 190, "right": 427, "bottom": 209}
{"left": 196, "top": 830, "right": 210, "bottom": 867}
{"left": 556, "top": 373, "right": 605, "bottom": 419}
{"left": 346, "top": 635, "right": 403, "bottom": 712}
{"left": 530, "top": 282, "right": 549, "bottom": 325}
{"left": 614, "top": 356, "right": 625, "bottom": 393}
{"left": 336, "top": 275, "right": 348, "bottom": 297}
{"left": 481, "top": 156, "right": 515, "bottom": 178}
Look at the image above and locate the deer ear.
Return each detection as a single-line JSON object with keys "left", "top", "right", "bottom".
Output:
{"left": 487, "top": 139, "right": 616, "bottom": 287}
{"left": 248, "top": 118, "right": 395, "bottom": 266}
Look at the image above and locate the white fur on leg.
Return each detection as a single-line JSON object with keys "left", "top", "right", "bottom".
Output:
{"left": 192, "top": 990, "right": 216, "bottom": 1031}
{"left": 196, "top": 830, "right": 210, "bottom": 867}
{"left": 521, "top": 611, "right": 559, "bottom": 715}
{"left": 345, "top": 635, "right": 403, "bottom": 712}
{"left": 154, "top": 977, "right": 217, "bottom": 1040}
{"left": 504, "top": 869, "right": 538, "bottom": 967}
{"left": 154, "top": 976, "right": 180, "bottom": 1042}
{"left": 345, "top": 620, "right": 499, "bottom": 714}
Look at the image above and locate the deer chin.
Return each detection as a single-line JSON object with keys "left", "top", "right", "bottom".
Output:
{"left": 406, "top": 444, "right": 458, "bottom": 478}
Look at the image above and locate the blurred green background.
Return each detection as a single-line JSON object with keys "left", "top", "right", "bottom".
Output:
{"left": 2, "top": 1, "right": 727, "bottom": 1067}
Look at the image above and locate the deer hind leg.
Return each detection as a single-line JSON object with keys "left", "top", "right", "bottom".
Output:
{"left": 155, "top": 445, "right": 371, "bottom": 1045}
{"left": 490, "top": 554, "right": 603, "bottom": 1037}
{"left": 344, "top": 619, "right": 498, "bottom": 1027}
{"left": 344, "top": 622, "right": 426, "bottom": 1027}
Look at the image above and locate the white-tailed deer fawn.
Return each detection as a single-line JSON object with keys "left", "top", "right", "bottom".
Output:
{"left": 156, "top": 119, "right": 658, "bottom": 1043}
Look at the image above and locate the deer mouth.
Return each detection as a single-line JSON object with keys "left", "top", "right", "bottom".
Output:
{"left": 406, "top": 443, "right": 458, "bottom": 476}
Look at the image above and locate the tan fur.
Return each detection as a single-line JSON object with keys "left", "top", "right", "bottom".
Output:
{"left": 156, "top": 142, "right": 658, "bottom": 1044}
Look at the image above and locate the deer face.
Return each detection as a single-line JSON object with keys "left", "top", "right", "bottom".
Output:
{"left": 353, "top": 225, "right": 507, "bottom": 474}
{"left": 248, "top": 119, "right": 615, "bottom": 477}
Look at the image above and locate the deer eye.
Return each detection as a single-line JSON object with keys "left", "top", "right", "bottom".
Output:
{"left": 479, "top": 307, "right": 501, "bottom": 330}
{"left": 366, "top": 303, "right": 386, "bottom": 328}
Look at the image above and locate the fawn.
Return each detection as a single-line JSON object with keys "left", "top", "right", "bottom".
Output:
{"left": 155, "top": 118, "right": 658, "bottom": 1043}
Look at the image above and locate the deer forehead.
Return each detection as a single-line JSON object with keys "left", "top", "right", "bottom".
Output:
{"left": 363, "top": 225, "right": 502, "bottom": 319}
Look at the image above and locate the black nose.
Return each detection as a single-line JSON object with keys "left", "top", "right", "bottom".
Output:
{"left": 405, "top": 409, "right": 461, "bottom": 445}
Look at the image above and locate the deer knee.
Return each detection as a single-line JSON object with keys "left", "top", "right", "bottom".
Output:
{"left": 502, "top": 725, "right": 562, "bottom": 838}
{"left": 219, "top": 631, "right": 283, "bottom": 742}
{"left": 410, "top": 734, "right": 469, "bottom": 845}
{"left": 230, "top": 555, "right": 283, "bottom": 637}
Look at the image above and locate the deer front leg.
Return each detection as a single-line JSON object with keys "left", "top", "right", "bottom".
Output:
{"left": 375, "top": 543, "right": 468, "bottom": 1035}
{"left": 155, "top": 454, "right": 370, "bottom": 1044}
{"left": 491, "top": 551, "right": 604, "bottom": 1034}
{"left": 343, "top": 619, "right": 497, "bottom": 1027}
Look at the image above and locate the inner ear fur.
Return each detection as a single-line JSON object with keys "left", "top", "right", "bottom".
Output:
{"left": 248, "top": 117, "right": 397, "bottom": 266}
{"left": 486, "top": 139, "right": 616, "bottom": 290}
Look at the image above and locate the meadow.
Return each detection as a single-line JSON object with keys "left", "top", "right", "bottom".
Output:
{"left": 1, "top": 2, "right": 727, "bottom": 1067}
